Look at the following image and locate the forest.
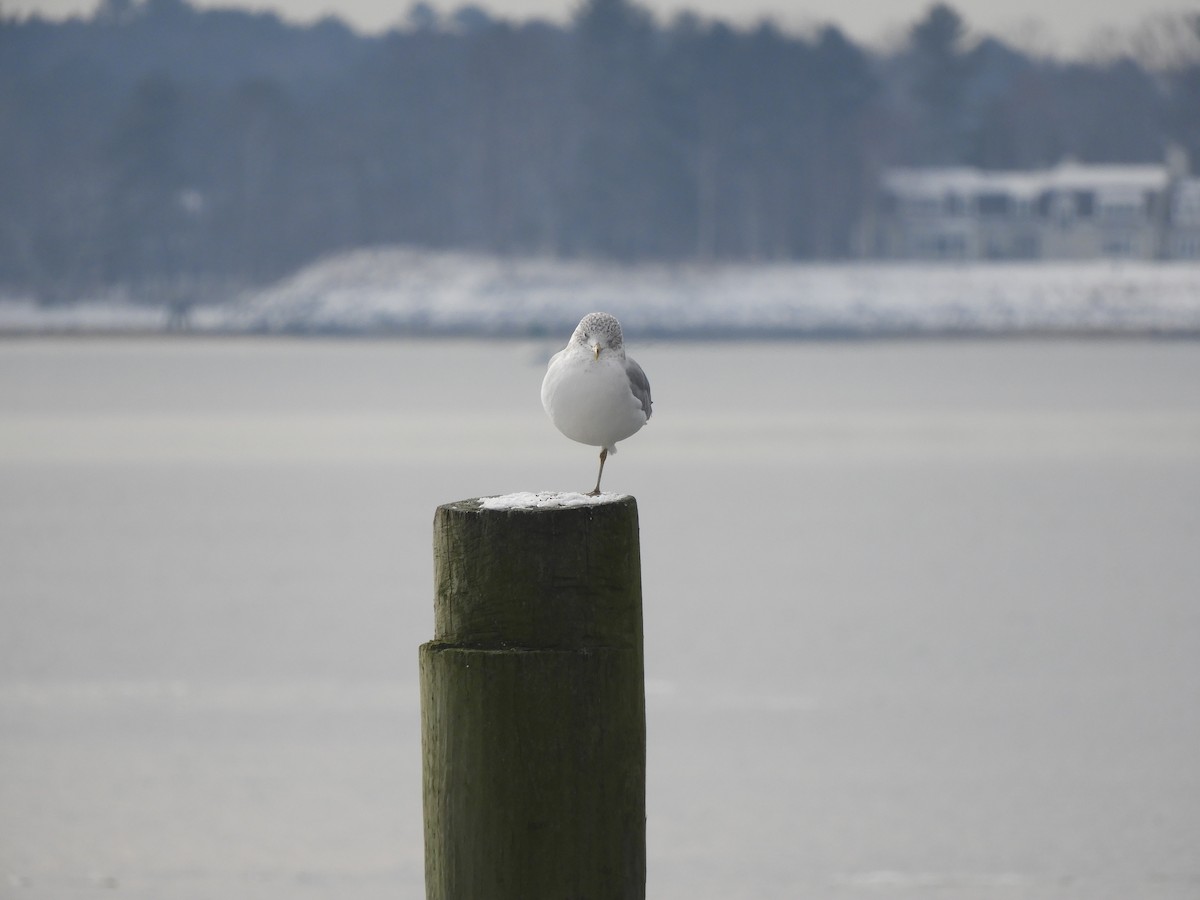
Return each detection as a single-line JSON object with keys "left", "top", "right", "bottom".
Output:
{"left": 2, "top": 0, "right": 1198, "bottom": 302}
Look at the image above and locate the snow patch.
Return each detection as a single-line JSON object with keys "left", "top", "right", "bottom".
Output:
{"left": 6, "top": 249, "right": 1200, "bottom": 335}
{"left": 479, "top": 491, "right": 629, "bottom": 510}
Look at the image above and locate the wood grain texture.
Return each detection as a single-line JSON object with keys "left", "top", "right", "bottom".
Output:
{"left": 432, "top": 496, "right": 643, "bottom": 651}
{"left": 421, "top": 496, "right": 646, "bottom": 900}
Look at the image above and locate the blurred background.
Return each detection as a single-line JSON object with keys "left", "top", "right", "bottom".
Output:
{"left": 2, "top": 0, "right": 1200, "bottom": 898}
{"left": 2, "top": 0, "right": 1200, "bottom": 308}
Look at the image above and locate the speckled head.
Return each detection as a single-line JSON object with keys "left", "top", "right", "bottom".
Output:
{"left": 572, "top": 312, "right": 624, "bottom": 353}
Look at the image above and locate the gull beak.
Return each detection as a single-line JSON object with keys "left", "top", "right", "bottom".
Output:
{"left": 593, "top": 342, "right": 601, "bottom": 360}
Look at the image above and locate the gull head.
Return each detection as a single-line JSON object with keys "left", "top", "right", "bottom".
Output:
{"left": 571, "top": 312, "right": 625, "bottom": 360}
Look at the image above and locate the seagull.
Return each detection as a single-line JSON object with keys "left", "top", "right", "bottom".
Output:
{"left": 541, "top": 312, "right": 652, "bottom": 496}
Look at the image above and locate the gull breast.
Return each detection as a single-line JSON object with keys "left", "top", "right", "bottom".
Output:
{"left": 541, "top": 351, "right": 648, "bottom": 451}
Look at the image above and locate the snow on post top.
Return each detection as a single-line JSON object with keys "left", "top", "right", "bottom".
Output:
{"left": 479, "top": 491, "right": 630, "bottom": 511}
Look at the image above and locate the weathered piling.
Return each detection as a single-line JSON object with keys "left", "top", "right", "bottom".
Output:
{"left": 419, "top": 495, "right": 647, "bottom": 900}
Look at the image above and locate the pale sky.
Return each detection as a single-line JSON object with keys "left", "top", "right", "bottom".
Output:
{"left": 8, "top": 0, "right": 1200, "bottom": 57}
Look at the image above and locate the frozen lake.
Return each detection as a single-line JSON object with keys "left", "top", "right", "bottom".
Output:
{"left": 2, "top": 336, "right": 1199, "bottom": 899}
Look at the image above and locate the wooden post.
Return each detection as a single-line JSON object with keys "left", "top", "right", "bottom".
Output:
{"left": 420, "top": 496, "right": 647, "bottom": 900}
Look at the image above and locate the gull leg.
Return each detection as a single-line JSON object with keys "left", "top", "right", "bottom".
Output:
{"left": 587, "top": 448, "right": 608, "bottom": 496}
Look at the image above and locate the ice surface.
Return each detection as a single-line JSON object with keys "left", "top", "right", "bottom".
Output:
{"left": 4, "top": 340, "right": 1200, "bottom": 900}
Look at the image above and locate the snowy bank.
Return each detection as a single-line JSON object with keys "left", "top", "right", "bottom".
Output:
{"left": 4, "top": 249, "right": 1200, "bottom": 337}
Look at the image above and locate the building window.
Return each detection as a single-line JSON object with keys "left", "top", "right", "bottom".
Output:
{"left": 1102, "top": 235, "right": 1134, "bottom": 257}
{"left": 977, "top": 193, "right": 1009, "bottom": 216}
{"left": 1100, "top": 201, "right": 1141, "bottom": 223}
{"left": 907, "top": 197, "right": 940, "bottom": 217}
{"left": 1013, "top": 234, "right": 1040, "bottom": 258}
{"left": 938, "top": 234, "right": 965, "bottom": 258}
{"left": 1171, "top": 188, "right": 1200, "bottom": 227}
{"left": 1173, "top": 235, "right": 1200, "bottom": 259}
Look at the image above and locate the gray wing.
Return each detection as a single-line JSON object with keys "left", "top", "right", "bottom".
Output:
{"left": 625, "top": 356, "right": 652, "bottom": 421}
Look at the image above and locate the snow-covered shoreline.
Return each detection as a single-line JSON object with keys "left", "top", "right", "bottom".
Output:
{"left": 4, "top": 249, "right": 1200, "bottom": 337}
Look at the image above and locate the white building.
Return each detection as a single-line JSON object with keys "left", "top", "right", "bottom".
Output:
{"left": 865, "top": 154, "right": 1199, "bottom": 261}
{"left": 1169, "top": 177, "right": 1200, "bottom": 260}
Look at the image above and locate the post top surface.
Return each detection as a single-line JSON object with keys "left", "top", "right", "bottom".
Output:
{"left": 445, "top": 492, "right": 635, "bottom": 513}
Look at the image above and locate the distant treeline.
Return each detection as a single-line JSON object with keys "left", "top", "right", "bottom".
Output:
{"left": 2, "top": 0, "right": 1198, "bottom": 301}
